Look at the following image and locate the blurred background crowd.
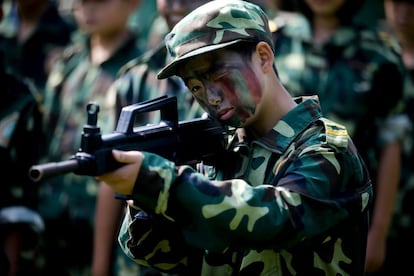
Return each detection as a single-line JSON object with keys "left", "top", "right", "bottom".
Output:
{"left": 0, "top": 0, "right": 413, "bottom": 275}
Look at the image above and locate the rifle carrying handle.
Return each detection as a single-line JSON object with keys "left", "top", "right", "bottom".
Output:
{"left": 115, "top": 96, "right": 179, "bottom": 134}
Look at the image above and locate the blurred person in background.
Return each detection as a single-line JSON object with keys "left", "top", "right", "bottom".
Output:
{"left": 92, "top": 1, "right": 209, "bottom": 275}
{"left": 0, "top": 0, "right": 75, "bottom": 91}
{"left": 368, "top": 0, "right": 414, "bottom": 274}
{"left": 36, "top": 0, "right": 143, "bottom": 274}
{"left": 127, "top": 0, "right": 158, "bottom": 51}
{"left": 272, "top": 0, "right": 407, "bottom": 273}
{"left": 0, "top": 0, "right": 44, "bottom": 275}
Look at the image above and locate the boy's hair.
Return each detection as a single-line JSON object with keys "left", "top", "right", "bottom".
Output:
{"left": 227, "top": 41, "right": 257, "bottom": 57}
{"left": 228, "top": 40, "right": 279, "bottom": 75}
{"left": 157, "top": 0, "right": 274, "bottom": 79}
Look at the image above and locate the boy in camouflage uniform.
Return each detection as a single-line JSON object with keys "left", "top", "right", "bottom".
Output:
{"left": 272, "top": 0, "right": 407, "bottom": 273}
{"left": 373, "top": 0, "right": 414, "bottom": 274}
{"left": 93, "top": 1, "right": 209, "bottom": 274}
{"left": 0, "top": 0, "right": 44, "bottom": 274}
{"left": 98, "top": 1, "right": 373, "bottom": 275}
{"left": 0, "top": 0, "right": 75, "bottom": 91}
{"left": 37, "top": 0, "right": 143, "bottom": 274}
{"left": 0, "top": 57, "right": 44, "bottom": 276}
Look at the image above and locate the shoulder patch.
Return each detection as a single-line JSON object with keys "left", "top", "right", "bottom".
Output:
{"left": 320, "top": 118, "right": 349, "bottom": 148}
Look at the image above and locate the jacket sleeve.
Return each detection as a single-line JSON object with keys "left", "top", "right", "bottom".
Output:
{"left": 118, "top": 203, "right": 196, "bottom": 273}
{"left": 119, "top": 138, "right": 372, "bottom": 259}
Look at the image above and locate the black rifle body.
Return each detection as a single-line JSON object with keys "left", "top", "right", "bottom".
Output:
{"left": 29, "top": 96, "right": 227, "bottom": 182}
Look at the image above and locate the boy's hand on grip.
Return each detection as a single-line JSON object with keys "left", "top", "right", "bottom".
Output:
{"left": 96, "top": 150, "right": 143, "bottom": 196}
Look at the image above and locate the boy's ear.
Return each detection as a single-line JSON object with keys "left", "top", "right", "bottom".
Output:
{"left": 256, "top": 41, "right": 274, "bottom": 73}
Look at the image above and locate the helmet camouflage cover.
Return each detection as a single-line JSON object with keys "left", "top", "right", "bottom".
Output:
{"left": 157, "top": 0, "right": 274, "bottom": 79}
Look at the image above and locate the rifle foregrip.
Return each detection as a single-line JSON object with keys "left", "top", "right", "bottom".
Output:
{"left": 29, "top": 159, "right": 80, "bottom": 182}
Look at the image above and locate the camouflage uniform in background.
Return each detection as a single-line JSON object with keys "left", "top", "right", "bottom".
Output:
{"left": 128, "top": 0, "right": 158, "bottom": 51}
{"left": 114, "top": 17, "right": 204, "bottom": 122}
{"left": 37, "top": 31, "right": 142, "bottom": 275}
{"left": 115, "top": 56, "right": 203, "bottom": 122}
{"left": 273, "top": 17, "right": 407, "bottom": 192}
{"left": 106, "top": 15, "right": 204, "bottom": 276}
{"left": 381, "top": 60, "right": 414, "bottom": 275}
{"left": 0, "top": 51, "right": 44, "bottom": 275}
{"left": 0, "top": 0, "right": 75, "bottom": 91}
{"left": 117, "top": 1, "right": 373, "bottom": 275}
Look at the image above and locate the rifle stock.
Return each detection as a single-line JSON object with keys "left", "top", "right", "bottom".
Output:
{"left": 29, "top": 96, "right": 228, "bottom": 182}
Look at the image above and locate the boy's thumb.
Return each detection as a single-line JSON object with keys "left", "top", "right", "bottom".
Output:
{"left": 112, "top": 150, "right": 142, "bottom": 164}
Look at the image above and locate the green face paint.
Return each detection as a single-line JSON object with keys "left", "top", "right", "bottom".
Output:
{"left": 181, "top": 49, "right": 262, "bottom": 128}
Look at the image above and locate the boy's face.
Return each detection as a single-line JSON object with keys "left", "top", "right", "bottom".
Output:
{"left": 74, "top": 0, "right": 135, "bottom": 35}
{"left": 384, "top": 0, "right": 414, "bottom": 39}
{"left": 157, "top": 0, "right": 211, "bottom": 30}
{"left": 304, "top": 0, "right": 345, "bottom": 16}
{"left": 178, "top": 47, "right": 263, "bottom": 128}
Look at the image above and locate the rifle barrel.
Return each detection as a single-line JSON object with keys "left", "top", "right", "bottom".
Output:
{"left": 29, "top": 159, "right": 80, "bottom": 182}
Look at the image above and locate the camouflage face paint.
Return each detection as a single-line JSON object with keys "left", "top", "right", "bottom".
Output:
{"left": 181, "top": 49, "right": 262, "bottom": 128}
{"left": 157, "top": 0, "right": 274, "bottom": 79}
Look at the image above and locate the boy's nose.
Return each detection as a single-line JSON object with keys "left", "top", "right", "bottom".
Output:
{"left": 206, "top": 86, "right": 222, "bottom": 106}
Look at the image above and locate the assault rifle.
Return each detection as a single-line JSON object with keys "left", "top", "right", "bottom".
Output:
{"left": 29, "top": 96, "right": 228, "bottom": 182}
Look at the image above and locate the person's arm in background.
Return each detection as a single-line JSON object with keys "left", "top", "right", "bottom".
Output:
{"left": 91, "top": 74, "right": 132, "bottom": 276}
{"left": 365, "top": 141, "right": 400, "bottom": 273}
{"left": 92, "top": 182, "right": 124, "bottom": 276}
{"left": 3, "top": 230, "right": 21, "bottom": 276}
{"left": 363, "top": 36, "right": 408, "bottom": 271}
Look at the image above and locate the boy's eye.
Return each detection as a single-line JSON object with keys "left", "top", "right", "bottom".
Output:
{"left": 191, "top": 86, "right": 201, "bottom": 93}
{"left": 187, "top": 79, "right": 205, "bottom": 96}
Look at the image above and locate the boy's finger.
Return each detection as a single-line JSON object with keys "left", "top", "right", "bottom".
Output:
{"left": 112, "top": 150, "right": 141, "bottom": 164}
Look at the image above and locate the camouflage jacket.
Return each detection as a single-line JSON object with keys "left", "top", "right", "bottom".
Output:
{"left": 0, "top": 1, "right": 75, "bottom": 90}
{"left": 273, "top": 21, "right": 406, "bottom": 183}
{"left": 37, "top": 32, "right": 142, "bottom": 223}
{"left": 104, "top": 18, "right": 204, "bottom": 275}
{"left": 118, "top": 96, "right": 373, "bottom": 275}
{"left": 113, "top": 35, "right": 204, "bottom": 122}
{"left": 0, "top": 53, "right": 43, "bottom": 228}
{"left": 389, "top": 67, "right": 414, "bottom": 241}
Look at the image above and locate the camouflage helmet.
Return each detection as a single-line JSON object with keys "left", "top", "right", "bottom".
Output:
{"left": 157, "top": 0, "right": 274, "bottom": 79}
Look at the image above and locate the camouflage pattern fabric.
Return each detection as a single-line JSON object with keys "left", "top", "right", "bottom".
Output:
{"left": 273, "top": 17, "right": 406, "bottom": 186}
{"left": 379, "top": 66, "right": 414, "bottom": 274}
{"left": 384, "top": 25, "right": 414, "bottom": 244}
{"left": 108, "top": 16, "right": 204, "bottom": 276}
{"left": 113, "top": 19, "right": 204, "bottom": 123}
{"left": 0, "top": 1, "right": 75, "bottom": 91}
{"left": 268, "top": 10, "right": 308, "bottom": 40}
{"left": 0, "top": 60, "right": 42, "bottom": 210}
{"left": 128, "top": 0, "right": 158, "bottom": 51}
{"left": 114, "top": 2, "right": 373, "bottom": 274}
{"left": 118, "top": 96, "right": 373, "bottom": 275}
{"left": 0, "top": 52, "right": 43, "bottom": 275}
{"left": 36, "top": 31, "right": 142, "bottom": 275}
{"left": 158, "top": 0, "right": 275, "bottom": 79}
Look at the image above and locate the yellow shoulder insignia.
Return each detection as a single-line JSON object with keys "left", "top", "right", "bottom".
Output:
{"left": 320, "top": 118, "right": 349, "bottom": 148}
